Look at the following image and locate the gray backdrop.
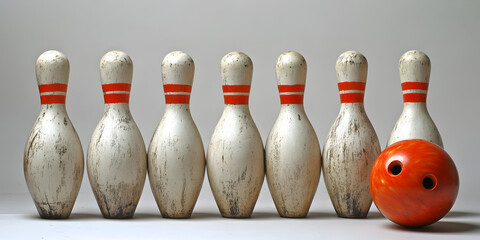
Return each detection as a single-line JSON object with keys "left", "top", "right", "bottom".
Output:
{"left": 1, "top": 0, "right": 479, "bottom": 209}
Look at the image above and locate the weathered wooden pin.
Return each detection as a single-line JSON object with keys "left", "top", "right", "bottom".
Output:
{"left": 207, "top": 51, "right": 265, "bottom": 218}
{"left": 87, "top": 51, "right": 147, "bottom": 219}
{"left": 148, "top": 51, "right": 205, "bottom": 218}
{"left": 387, "top": 50, "right": 443, "bottom": 148}
{"left": 265, "top": 51, "right": 321, "bottom": 217}
{"left": 24, "top": 50, "right": 84, "bottom": 219}
{"left": 322, "top": 51, "right": 381, "bottom": 218}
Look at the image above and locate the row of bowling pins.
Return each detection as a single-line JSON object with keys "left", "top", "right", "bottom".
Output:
{"left": 24, "top": 49, "right": 442, "bottom": 219}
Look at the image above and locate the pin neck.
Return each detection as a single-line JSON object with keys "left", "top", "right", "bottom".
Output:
{"left": 401, "top": 103, "right": 430, "bottom": 118}
{"left": 223, "top": 85, "right": 250, "bottom": 105}
{"left": 280, "top": 103, "right": 305, "bottom": 112}
{"left": 403, "top": 102, "right": 427, "bottom": 108}
{"left": 340, "top": 102, "right": 365, "bottom": 111}
{"left": 278, "top": 84, "right": 304, "bottom": 104}
{"left": 104, "top": 103, "right": 131, "bottom": 114}
{"left": 338, "top": 81, "right": 365, "bottom": 103}
{"left": 38, "top": 83, "right": 68, "bottom": 105}
{"left": 222, "top": 104, "right": 252, "bottom": 121}
{"left": 165, "top": 104, "right": 191, "bottom": 112}
{"left": 40, "top": 103, "right": 67, "bottom": 112}
{"left": 224, "top": 104, "right": 250, "bottom": 112}
{"left": 164, "top": 84, "right": 192, "bottom": 104}
{"left": 102, "top": 83, "right": 131, "bottom": 104}
{"left": 401, "top": 81, "right": 428, "bottom": 103}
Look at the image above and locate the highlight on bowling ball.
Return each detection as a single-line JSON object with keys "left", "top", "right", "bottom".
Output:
{"left": 369, "top": 139, "right": 459, "bottom": 227}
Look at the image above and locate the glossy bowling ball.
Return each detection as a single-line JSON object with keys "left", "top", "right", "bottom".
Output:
{"left": 370, "top": 139, "right": 459, "bottom": 227}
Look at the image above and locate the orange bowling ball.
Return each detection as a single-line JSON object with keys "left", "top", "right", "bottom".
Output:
{"left": 370, "top": 139, "right": 459, "bottom": 227}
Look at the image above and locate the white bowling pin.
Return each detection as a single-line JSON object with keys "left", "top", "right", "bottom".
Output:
{"left": 323, "top": 51, "right": 381, "bottom": 218}
{"left": 87, "top": 51, "right": 147, "bottom": 218}
{"left": 148, "top": 51, "right": 205, "bottom": 218}
{"left": 207, "top": 52, "right": 264, "bottom": 218}
{"left": 265, "top": 51, "right": 321, "bottom": 218}
{"left": 24, "top": 50, "right": 84, "bottom": 219}
{"left": 387, "top": 50, "right": 443, "bottom": 148}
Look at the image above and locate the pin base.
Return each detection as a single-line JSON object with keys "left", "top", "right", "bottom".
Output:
{"left": 101, "top": 213, "right": 135, "bottom": 219}
{"left": 278, "top": 214, "right": 308, "bottom": 218}
{"left": 38, "top": 213, "right": 71, "bottom": 219}
{"left": 220, "top": 214, "right": 252, "bottom": 219}
{"left": 334, "top": 211, "right": 369, "bottom": 219}
{"left": 219, "top": 210, "right": 252, "bottom": 218}
{"left": 160, "top": 212, "right": 193, "bottom": 219}
{"left": 35, "top": 203, "right": 72, "bottom": 219}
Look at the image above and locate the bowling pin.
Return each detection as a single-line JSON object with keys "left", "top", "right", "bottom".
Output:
{"left": 87, "top": 51, "right": 147, "bottom": 218}
{"left": 24, "top": 50, "right": 84, "bottom": 219}
{"left": 265, "top": 51, "right": 321, "bottom": 218}
{"left": 387, "top": 50, "right": 443, "bottom": 148}
{"left": 148, "top": 51, "right": 205, "bottom": 218}
{"left": 323, "top": 51, "right": 381, "bottom": 218}
{"left": 207, "top": 52, "right": 264, "bottom": 218}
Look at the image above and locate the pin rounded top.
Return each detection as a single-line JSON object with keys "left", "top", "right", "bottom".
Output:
{"left": 335, "top": 51, "right": 368, "bottom": 83}
{"left": 36, "top": 50, "right": 70, "bottom": 86}
{"left": 399, "top": 50, "right": 430, "bottom": 83}
{"left": 162, "top": 51, "right": 194, "bottom": 86}
{"left": 100, "top": 51, "right": 133, "bottom": 85}
{"left": 276, "top": 51, "right": 307, "bottom": 86}
{"left": 221, "top": 52, "right": 253, "bottom": 86}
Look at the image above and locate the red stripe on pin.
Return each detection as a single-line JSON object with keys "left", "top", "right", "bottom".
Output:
{"left": 224, "top": 95, "right": 249, "bottom": 105}
{"left": 340, "top": 93, "right": 364, "bottom": 103}
{"left": 39, "top": 83, "right": 67, "bottom": 93}
{"left": 102, "top": 83, "right": 131, "bottom": 93}
{"left": 165, "top": 95, "right": 190, "bottom": 104}
{"left": 104, "top": 93, "right": 130, "bottom": 104}
{"left": 280, "top": 95, "right": 303, "bottom": 104}
{"left": 403, "top": 93, "right": 427, "bottom": 102}
{"left": 278, "top": 84, "right": 305, "bottom": 93}
{"left": 41, "top": 95, "right": 66, "bottom": 104}
{"left": 401, "top": 82, "right": 428, "bottom": 91}
{"left": 222, "top": 85, "right": 251, "bottom": 93}
{"left": 338, "top": 82, "right": 366, "bottom": 91}
{"left": 164, "top": 84, "right": 192, "bottom": 93}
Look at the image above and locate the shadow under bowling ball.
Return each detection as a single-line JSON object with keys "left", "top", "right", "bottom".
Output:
{"left": 444, "top": 211, "right": 480, "bottom": 218}
{"left": 386, "top": 221, "right": 480, "bottom": 233}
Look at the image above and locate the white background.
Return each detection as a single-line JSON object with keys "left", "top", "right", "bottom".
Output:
{"left": 1, "top": 0, "right": 479, "bottom": 239}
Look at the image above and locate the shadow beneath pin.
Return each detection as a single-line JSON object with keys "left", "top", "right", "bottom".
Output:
{"left": 72, "top": 213, "right": 157, "bottom": 220}
{"left": 22, "top": 213, "right": 101, "bottom": 220}
{"left": 306, "top": 211, "right": 384, "bottom": 219}
{"left": 193, "top": 211, "right": 281, "bottom": 220}
{"left": 191, "top": 211, "right": 280, "bottom": 220}
{"left": 190, "top": 212, "right": 219, "bottom": 219}
{"left": 367, "top": 211, "right": 385, "bottom": 219}
{"left": 306, "top": 211, "right": 338, "bottom": 219}
{"left": 132, "top": 213, "right": 161, "bottom": 220}
{"left": 250, "top": 211, "right": 280, "bottom": 219}
{"left": 69, "top": 213, "right": 103, "bottom": 220}
{"left": 134, "top": 212, "right": 221, "bottom": 220}
{"left": 385, "top": 221, "right": 480, "bottom": 233}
